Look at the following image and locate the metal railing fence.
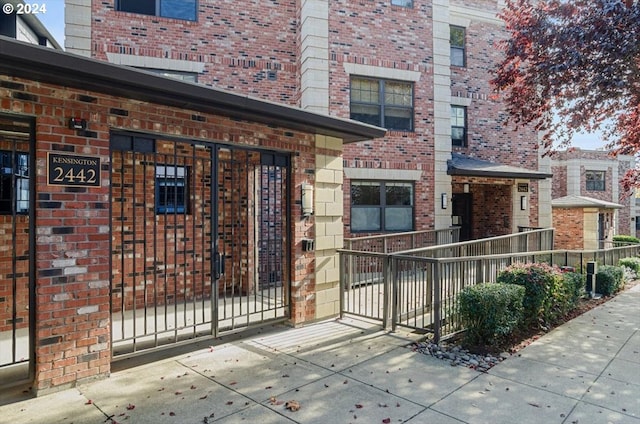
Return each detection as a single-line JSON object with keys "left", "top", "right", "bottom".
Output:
{"left": 339, "top": 235, "right": 640, "bottom": 343}
{"left": 343, "top": 227, "right": 460, "bottom": 253}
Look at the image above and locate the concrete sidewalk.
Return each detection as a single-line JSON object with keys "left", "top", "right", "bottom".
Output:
{"left": 1, "top": 286, "right": 638, "bottom": 424}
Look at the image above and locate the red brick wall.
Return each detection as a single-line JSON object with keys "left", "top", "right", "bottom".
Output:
{"left": 90, "top": 0, "right": 299, "bottom": 104}
{"left": 0, "top": 74, "right": 325, "bottom": 392}
{"left": 329, "top": 1, "right": 436, "bottom": 236}
{"left": 551, "top": 165, "right": 567, "bottom": 198}
{"left": 553, "top": 208, "right": 584, "bottom": 250}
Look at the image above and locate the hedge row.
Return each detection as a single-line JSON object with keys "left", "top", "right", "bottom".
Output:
{"left": 458, "top": 259, "right": 632, "bottom": 348}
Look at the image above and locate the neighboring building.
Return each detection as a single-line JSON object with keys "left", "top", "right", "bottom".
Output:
{"left": 550, "top": 148, "right": 637, "bottom": 249}
{"left": 66, "top": 0, "right": 552, "bottom": 242}
{"left": 0, "top": 0, "right": 61, "bottom": 48}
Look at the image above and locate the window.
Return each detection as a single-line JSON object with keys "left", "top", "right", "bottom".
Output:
{"left": 586, "top": 170, "right": 605, "bottom": 191}
{"left": 0, "top": 151, "right": 29, "bottom": 214}
{"left": 156, "top": 165, "right": 188, "bottom": 214}
{"left": 350, "top": 77, "right": 413, "bottom": 131}
{"left": 391, "top": 0, "right": 413, "bottom": 6}
{"left": 451, "top": 106, "right": 467, "bottom": 146}
{"left": 450, "top": 26, "right": 466, "bottom": 67}
{"left": 142, "top": 69, "right": 198, "bottom": 83}
{"left": 117, "top": 0, "right": 197, "bottom": 21}
{"left": 351, "top": 181, "right": 413, "bottom": 232}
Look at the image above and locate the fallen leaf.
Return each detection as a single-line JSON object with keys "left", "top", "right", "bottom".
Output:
{"left": 285, "top": 400, "right": 301, "bottom": 412}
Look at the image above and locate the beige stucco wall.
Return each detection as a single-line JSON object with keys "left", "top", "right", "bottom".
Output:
{"left": 314, "top": 135, "right": 344, "bottom": 319}
{"left": 583, "top": 208, "right": 599, "bottom": 250}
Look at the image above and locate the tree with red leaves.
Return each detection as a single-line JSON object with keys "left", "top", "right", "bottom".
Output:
{"left": 492, "top": 0, "right": 640, "bottom": 189}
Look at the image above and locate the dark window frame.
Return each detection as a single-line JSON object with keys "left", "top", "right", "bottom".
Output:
{"left": 350, "top": 180, "right": 414, "bottom": 233}
{"left": 116, "top": 0, "right": 198, "bottom": 21}
{"left": 155, "top": 164, "right": 190, "bottom": 214}
{"left": 0, "top": 150, "right": 29, "bottom": 215}
{"left": 451, "top": 105, "right": 467, "bottom": 147}
{"left": 350, "top": 76, "right": 414, "bottom": 131}
{"left": 585, "top": 170, "right": 606, "bottom": 192}
{"left": 450, "top": 25, "right": 466, "bottom": 67}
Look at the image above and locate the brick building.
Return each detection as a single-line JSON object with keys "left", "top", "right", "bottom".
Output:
{"left": 550, "top": 148, "right": 637, "bottom": 249}
{"left": 0, "top": 38, "right": 383, "bottom": 393}
{"left": 66, "top": 0, "right": 552, "bottom": 242}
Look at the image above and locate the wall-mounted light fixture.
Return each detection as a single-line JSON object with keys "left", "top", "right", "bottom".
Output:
{"left": 441, "top": 192, "right": 448, "bottom": 209}
{"left": 302, "top": 183, "right": 314, "bottom": 217}
{"left": 520, "top": 195, "right": 528, "bottom": 210}
{"left": 463, "top": 183, "right": 470, "bottom": 193}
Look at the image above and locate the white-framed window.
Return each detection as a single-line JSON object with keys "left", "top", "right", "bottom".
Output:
{"left": 451, "top": 106, "right": 467, "bottom": 147}
{"left": 350, "top": 77, "right": 414, "bottom": 131}
{"left": 585, "top": 170, "right": 605, "bottom": 191}
{"left": 450, "top": 26, "right": 466, "bottom": 67}
{"left": 156, "top": 165, "right": 188, "bottom": 214}
{"left": 116, "top": 0, "right": 197, "bottom": 21}
{"left": 351, "top": 181, "right": 414, "bottom": 232}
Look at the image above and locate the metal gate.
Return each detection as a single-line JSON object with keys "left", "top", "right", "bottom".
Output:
{"left": 0, "top": 114, "right": 34, "bottom": 388}
{"left": 110, "top": 134, "right": 290, "bottom": 356}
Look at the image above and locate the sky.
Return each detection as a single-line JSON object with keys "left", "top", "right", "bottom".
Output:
{"left": 34, "top": 2, "right": 607, "bottom": 151}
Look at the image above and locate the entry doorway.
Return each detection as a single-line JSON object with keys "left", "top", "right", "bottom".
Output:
{"left": 109, "top": 134, "right": 290, "bottom": 356}
{"left": 452, "top": 193, "right": 473, "bottom": 241}
{"left": 0, "top": 114, "right": 34, "bottom": 390}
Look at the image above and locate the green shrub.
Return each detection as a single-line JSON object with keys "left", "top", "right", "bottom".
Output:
{"left": 595, "top": 265, "right": 624, "bottom": 296}
{"left": 562, "top": 272, "right": 586, "bottom": 310}
{"left": 497, "top": 262, "right": 566, "bottom": 327}
{"left": 618, "top": 257, "right": 640, "bottom": 274}
{"left": 458, "top": 283, "right": 525, "bottom": 347}
{"left": 613, "top": 235, "right": 640, "bottom": 244}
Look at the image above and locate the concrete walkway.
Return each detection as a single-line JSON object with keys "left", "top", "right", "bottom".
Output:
{"left": 1, "top": 285, "right": 638, "bottom": 424}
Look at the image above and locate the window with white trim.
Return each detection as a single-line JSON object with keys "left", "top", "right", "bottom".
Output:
{"left": 351, "top": 181, "right": 414, "bottom": 232}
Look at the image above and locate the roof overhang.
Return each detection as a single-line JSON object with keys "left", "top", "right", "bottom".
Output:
{"left": 0, "top": 37, "right": 386, "bottom": 143}
{"left": 552, "top": 195, "right": 623, "bottom": 209}
{"left": 447, "top": 153, "right": 552, "bottom": 180}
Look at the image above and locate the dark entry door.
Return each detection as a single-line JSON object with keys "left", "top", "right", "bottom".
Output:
{"left": 0, "top": 114, "right": 34, "bottom": 389}
{"left": 452, "top": 193, "right": 472, "bottom": 241}
{"left": 110, "top": 136, "right": 290, "bottom": 357}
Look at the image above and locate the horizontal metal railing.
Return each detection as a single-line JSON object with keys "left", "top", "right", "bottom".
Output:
{"left": 344, "top": 227, "right": 460, "bottom": 253}
{"left": 395, "top": 228, "right": 554, "bottom": 258}
{"left": 339, "top": 232, "right": 640, "bottom": 343}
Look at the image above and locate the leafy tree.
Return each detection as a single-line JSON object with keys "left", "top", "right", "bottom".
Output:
{"left": 492, "top": 0, "right": 640, "bottom": 189}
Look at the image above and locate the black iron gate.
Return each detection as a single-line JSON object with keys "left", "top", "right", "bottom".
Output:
{"left": 110, "top": 135, "right": 290, "bottom": 356}
{"left": 0, "top": 114, "right": 35, "bottom": 388}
